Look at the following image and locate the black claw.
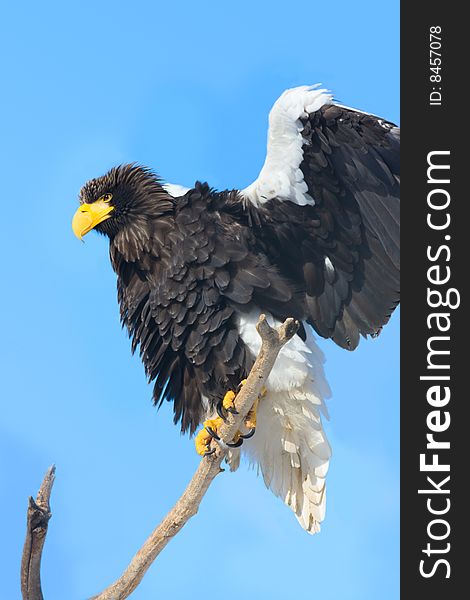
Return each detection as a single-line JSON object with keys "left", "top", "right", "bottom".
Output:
{"left": 216, "top": 401, "right": 228, "bottom": 421}
{"left": 240, "top": 428, "right": 256, "bottom": 439}
{"left": 226, "top": 406, "right": 239, "bottom": 415}
{"left": 205, "top": 426, "right": 220, "bottom": 441}
{"left": 226, "top": 437, "right": 244, "bottom": 448}
{"left": 204, "top": 447, "right": 217, "bottom": 456}
{"left": 236, "top": 381, "right": 245, "bottom": 392}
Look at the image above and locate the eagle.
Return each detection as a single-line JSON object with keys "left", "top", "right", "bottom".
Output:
{"left": 72, "top": 85, "right": 399, "bottom": 534}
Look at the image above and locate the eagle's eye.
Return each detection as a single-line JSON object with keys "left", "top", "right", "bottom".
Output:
{"left": 99, "top": 193, "right": 113, "bottom": 203}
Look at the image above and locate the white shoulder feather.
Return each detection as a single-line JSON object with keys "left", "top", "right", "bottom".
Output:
{"left": 162, "top": 183, "right": 190, "bottom": 197}
{"left": 242, "top": 85, "right": 332, "bottom": 207}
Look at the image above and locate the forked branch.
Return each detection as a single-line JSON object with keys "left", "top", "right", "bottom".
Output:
{"left": 21, "top": 315, "right": 298, "bottom": 600}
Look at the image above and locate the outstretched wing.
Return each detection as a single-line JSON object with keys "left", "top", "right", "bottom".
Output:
{"left": 242, "top": 86, "right": 400, "bottom": 349}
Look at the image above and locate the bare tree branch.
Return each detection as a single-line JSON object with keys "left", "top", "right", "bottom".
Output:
{"left": 21, "top": 465, "right": 56, "bottom": 600}
{"left": 90, "top": 315, "right": 298, "bottom": 600}
{"left": 20, "top": 315, "right": 298, "bottom": 600}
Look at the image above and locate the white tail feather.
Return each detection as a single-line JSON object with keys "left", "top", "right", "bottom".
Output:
{"left": 229, "top": 312, "right": 332, "bottom": 534}
{"left": 244, "top": 390, "right": 330, "bottom": 533}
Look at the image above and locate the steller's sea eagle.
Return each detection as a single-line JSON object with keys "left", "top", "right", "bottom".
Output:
{"left": 72, "top": 85, "right": 399, "bottom": 534}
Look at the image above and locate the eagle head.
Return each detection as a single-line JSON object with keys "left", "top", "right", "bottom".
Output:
{"left": 72, "top": 163, "right": 173, "bottom": 240}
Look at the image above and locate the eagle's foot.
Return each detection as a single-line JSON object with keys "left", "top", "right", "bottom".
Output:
{"left": 216, "top": 379, "right": 249, "bottom": 421}
{"left": 197, "top": 383, "right": 266, "bottom": 456}
{"left": 195, "top": 416, "right": 225, "bottom": 456}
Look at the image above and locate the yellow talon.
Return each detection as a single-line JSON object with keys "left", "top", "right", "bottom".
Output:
{"left": 195, "top": 428, "right": 212, "bottom": 456}
{"left": 204, "top": 416, "right": 224, "bottom": 434}
{"left": 196, "top": 381, "right": 266, "bottom": 456}
{"left": 222, "top": 390, "right": 236, "bottom": 411}
{"left": 194, "top": 416, "right": 225, "bottom": 456}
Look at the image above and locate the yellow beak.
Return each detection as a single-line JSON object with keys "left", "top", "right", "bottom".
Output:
{"left": 72, "top": 200, "right": 114, "bottom": 240}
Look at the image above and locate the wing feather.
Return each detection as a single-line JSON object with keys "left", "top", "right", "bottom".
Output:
{"left": 242, "top": 85, "right": 400, "bottom": 349}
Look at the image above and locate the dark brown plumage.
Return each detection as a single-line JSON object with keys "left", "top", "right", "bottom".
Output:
{"left": 76, "top": 102, "right": 400, "bottom": 435}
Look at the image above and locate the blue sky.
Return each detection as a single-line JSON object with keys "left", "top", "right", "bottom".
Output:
{"left": 0, "top": 1, "right": 399, "bottom": 598}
